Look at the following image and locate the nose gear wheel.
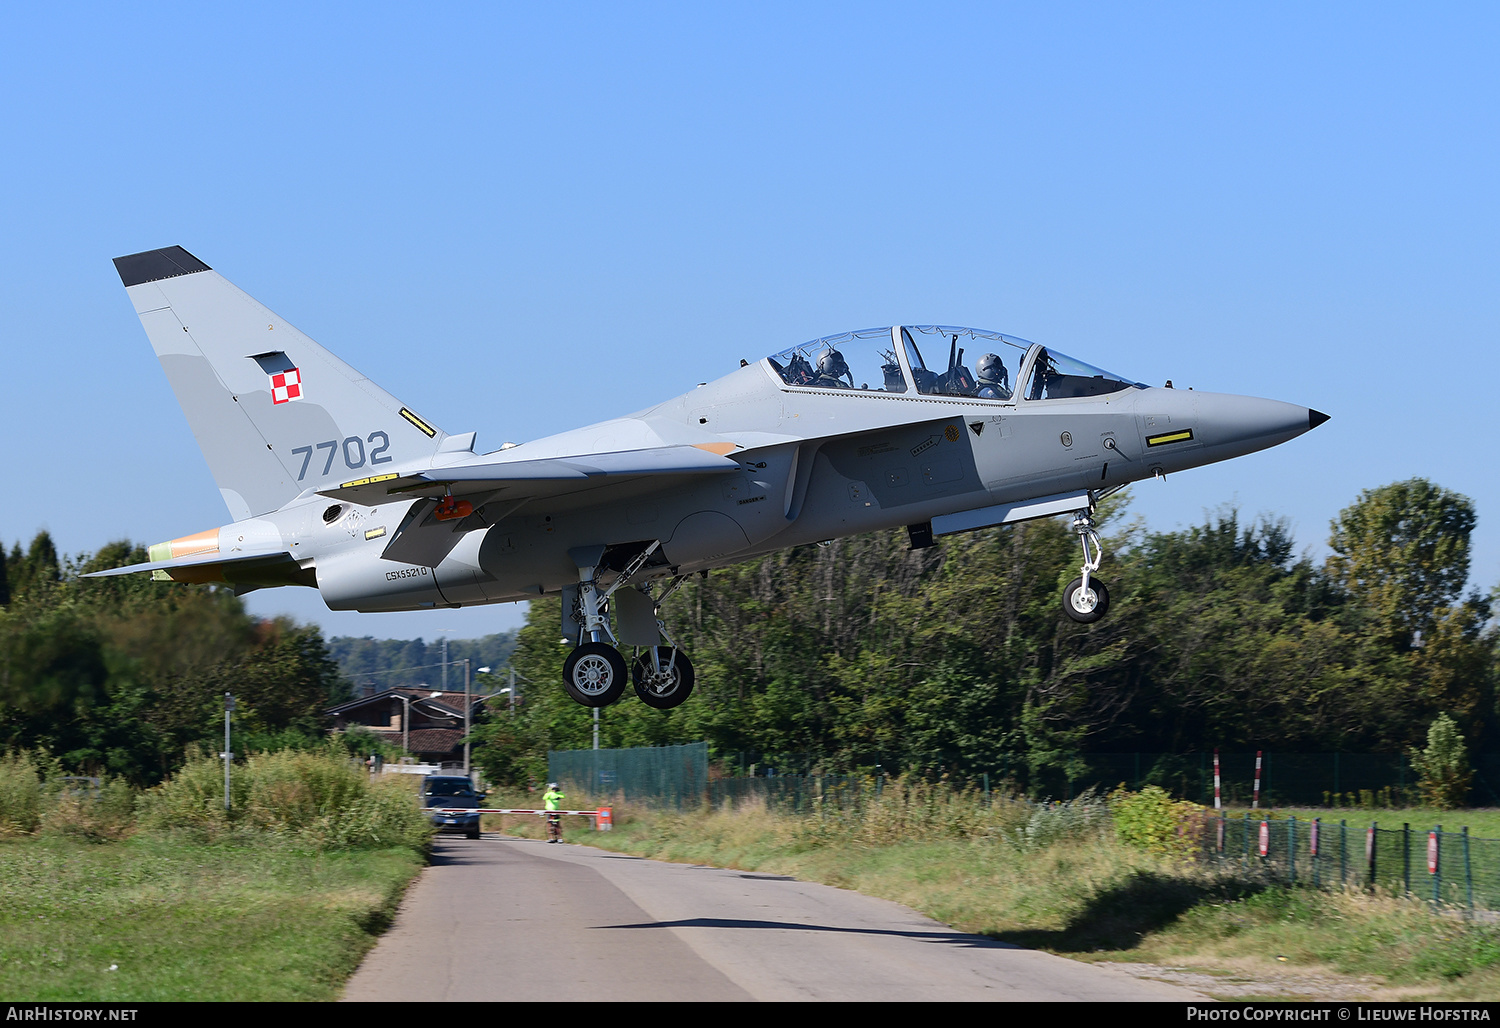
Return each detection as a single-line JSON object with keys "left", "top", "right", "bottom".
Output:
{"left": 1062, "top": 575, "right": 1109, "bottom": 623}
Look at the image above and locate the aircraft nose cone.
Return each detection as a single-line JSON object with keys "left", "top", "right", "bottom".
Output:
{"left": 1198, "top": 393, "right": 1312, "bottom": 445}
{"left": 1309, "top": 409, "right": 1331, "bottom": 430}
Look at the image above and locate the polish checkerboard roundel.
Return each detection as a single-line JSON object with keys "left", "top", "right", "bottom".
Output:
{"left": 270, "top": 368, "right": 303, "bottom": 404}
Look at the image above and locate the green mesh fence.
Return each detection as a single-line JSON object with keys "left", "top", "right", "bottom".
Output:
{"left": 1064, "top": 752, "right": 1417, "bottom": 806}
{"left": 548, "top": 742, "right": 708, "bottom": 809}
{"left": 1209, "top": 814, "right": 1494, "bottom": 912}
{"left": 712, "top": 751, "right": 1500, "bottom": 806}
{"left": 547, "top": 746, "right": 1500, "bottom": 810}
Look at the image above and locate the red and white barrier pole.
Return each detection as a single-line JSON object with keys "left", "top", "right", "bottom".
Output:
{"left": 431, "top": 807, "right": 613, "bottom": 830}
{"left": 1213, "top": 748, "right": 1222, "bottom": 810}
{"left": 1253, "top": 750, "right": 1263, "bottom": 810}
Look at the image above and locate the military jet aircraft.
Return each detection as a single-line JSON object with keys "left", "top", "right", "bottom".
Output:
{"left": 89, "top": 246, "right": 1327, "bottom": 710}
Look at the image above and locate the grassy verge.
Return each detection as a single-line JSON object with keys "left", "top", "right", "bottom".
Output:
{"left": 565, "top": 798, "right": 1500, "bottom": 1001}
{"left": 0, "top": 747, "right": 436, "bottom": 1001}
{"left": 1101, "top": 884, "right": 1500, "bottom": 1001}
{"left": 0, "top": 834, "right": 425, "bottom": 1001}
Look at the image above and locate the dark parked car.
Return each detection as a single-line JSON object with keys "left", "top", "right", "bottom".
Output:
{"left": 422, "top": 775, "right": 485, "bottom": 839}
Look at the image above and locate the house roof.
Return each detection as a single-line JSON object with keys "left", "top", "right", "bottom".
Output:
{"left": 401, "top": 728, "right": 464, "bottom": 753}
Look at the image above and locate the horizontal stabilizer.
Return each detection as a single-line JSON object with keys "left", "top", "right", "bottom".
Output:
{"left": 81, "top": 547, "right": 292, "bottom": 578}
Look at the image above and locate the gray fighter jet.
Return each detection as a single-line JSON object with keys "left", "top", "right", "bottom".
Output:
{"left": 89, "top": 246, "right": 1327, "bottom": 710}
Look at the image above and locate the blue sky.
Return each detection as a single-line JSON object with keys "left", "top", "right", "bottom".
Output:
{"left": 2, "top": 3, "right": 1496, "bottom": 640}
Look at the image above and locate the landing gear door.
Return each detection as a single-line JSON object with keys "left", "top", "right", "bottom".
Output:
{"left": 560, "top": 584, "right": 580, "bottom": 643}
{"left": 615, "top": 588, "right": 662, "bottom": 647}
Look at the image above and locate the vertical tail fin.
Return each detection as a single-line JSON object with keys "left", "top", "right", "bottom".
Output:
{"left": 114, "top": 247, "right": 451, "bottom": 519}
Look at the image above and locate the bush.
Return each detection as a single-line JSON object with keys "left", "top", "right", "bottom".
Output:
{"left": 244, "top": 748, "right": 369, "bottom": 836}
{"left": 137, "top": 746, "right": 431, "bottom": 850}
{"left": 1410, "top": 713, "right": 1472, "bottom": 809}
{"left": 134, "top": 745, "right": 240, "bottom": 839}
{"left": 1111, "top": 785, "right": 1207, "bottom": 857}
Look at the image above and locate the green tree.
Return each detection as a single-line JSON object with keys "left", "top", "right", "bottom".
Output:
{"left": 0, "top": 532, "right": 350, "bottom": 782}
{"left": 1327, "top": 479, "right": 1477, "bottom": 651}
{"left": 1409, "top": 712, "right": 1473, "bottom": 808}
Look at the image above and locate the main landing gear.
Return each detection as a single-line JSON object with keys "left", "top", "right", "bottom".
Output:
{"left": 1061, "top": 509, "right": 1110, "bottom": 624}
{"left": 632, "top": 644, "right": 695, "bottom": 709}
{"left": 562, "top": 641, "right": 629, "bottom": 707}
{"left": 561, "top": 543, "right": 696, "bottom": 710}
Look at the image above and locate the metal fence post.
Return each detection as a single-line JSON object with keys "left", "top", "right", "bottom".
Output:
{"left": 1367, "top": 822, "right": 1377, "bottom": 890}
{"left": 1289, "top": 816, "right": 1297, "bottom": 885}
{"left": 1340, "top": 820, "right": 1347, "bottom": 889}
{"left": 1464, "top": 826, "right": 1474, "bottom": 919}
{"left": 1311, "top": 817, "right": 1320, "bottom": 889}
{"left": 1403, "top": 822, "right": 1411, "bottom": 896}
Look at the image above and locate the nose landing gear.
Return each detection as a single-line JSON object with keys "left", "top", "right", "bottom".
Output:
{"left": 1062, "top": 509, "right": 1110, "bottom": 624}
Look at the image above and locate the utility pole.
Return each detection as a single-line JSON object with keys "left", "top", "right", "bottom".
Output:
{"left": 467, "top": 664, "right": 491, "bottom": 778}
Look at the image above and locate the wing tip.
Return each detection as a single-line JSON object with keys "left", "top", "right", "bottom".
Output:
{"left": 113, "top": 246, "right": 212, "bottom": 288}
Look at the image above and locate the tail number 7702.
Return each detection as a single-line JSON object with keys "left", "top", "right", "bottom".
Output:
{"left": 292, "top": 432, "right": 392, "bottom": 480}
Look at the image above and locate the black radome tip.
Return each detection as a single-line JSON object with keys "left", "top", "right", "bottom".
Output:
{"left": 1309, "top": 409, "right": 1331, "bottom": 430}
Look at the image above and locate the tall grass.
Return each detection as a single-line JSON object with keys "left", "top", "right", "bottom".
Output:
{"left": 0, "top": 746, "right": 431, "bottom": 851}
{"left": 593, "top": 776, "right": 1114, "bottom": 852}
{"left": 138, "top": 746, "right": 431, "bottom": 850}
{"left": 0, "top": 751, "right": 136, "bottom": 842}
{"left": 0, "top": 751, "right": 53, "bottom": 835}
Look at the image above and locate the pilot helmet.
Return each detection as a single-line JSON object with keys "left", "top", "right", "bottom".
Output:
{"left": 976, "top": 353, "right": 1007, "bottom": 382}
{"left": 818, "top": 349, "right": 849, "bottom": 378}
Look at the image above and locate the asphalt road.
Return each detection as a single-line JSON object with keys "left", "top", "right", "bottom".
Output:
{"left": 342, "top": 833, "right": 1209, "bottom": 1002}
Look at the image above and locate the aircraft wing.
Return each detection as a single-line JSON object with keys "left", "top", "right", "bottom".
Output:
{"left": 316, "top": 443, "right": 742, "bottom": 505}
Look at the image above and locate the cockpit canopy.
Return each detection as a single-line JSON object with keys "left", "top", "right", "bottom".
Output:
{"left": 765, "top": 326, "right": 1143, "bottom": 401}
{"left": 767, "top": 327, "right": 909, "bottom": 393}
